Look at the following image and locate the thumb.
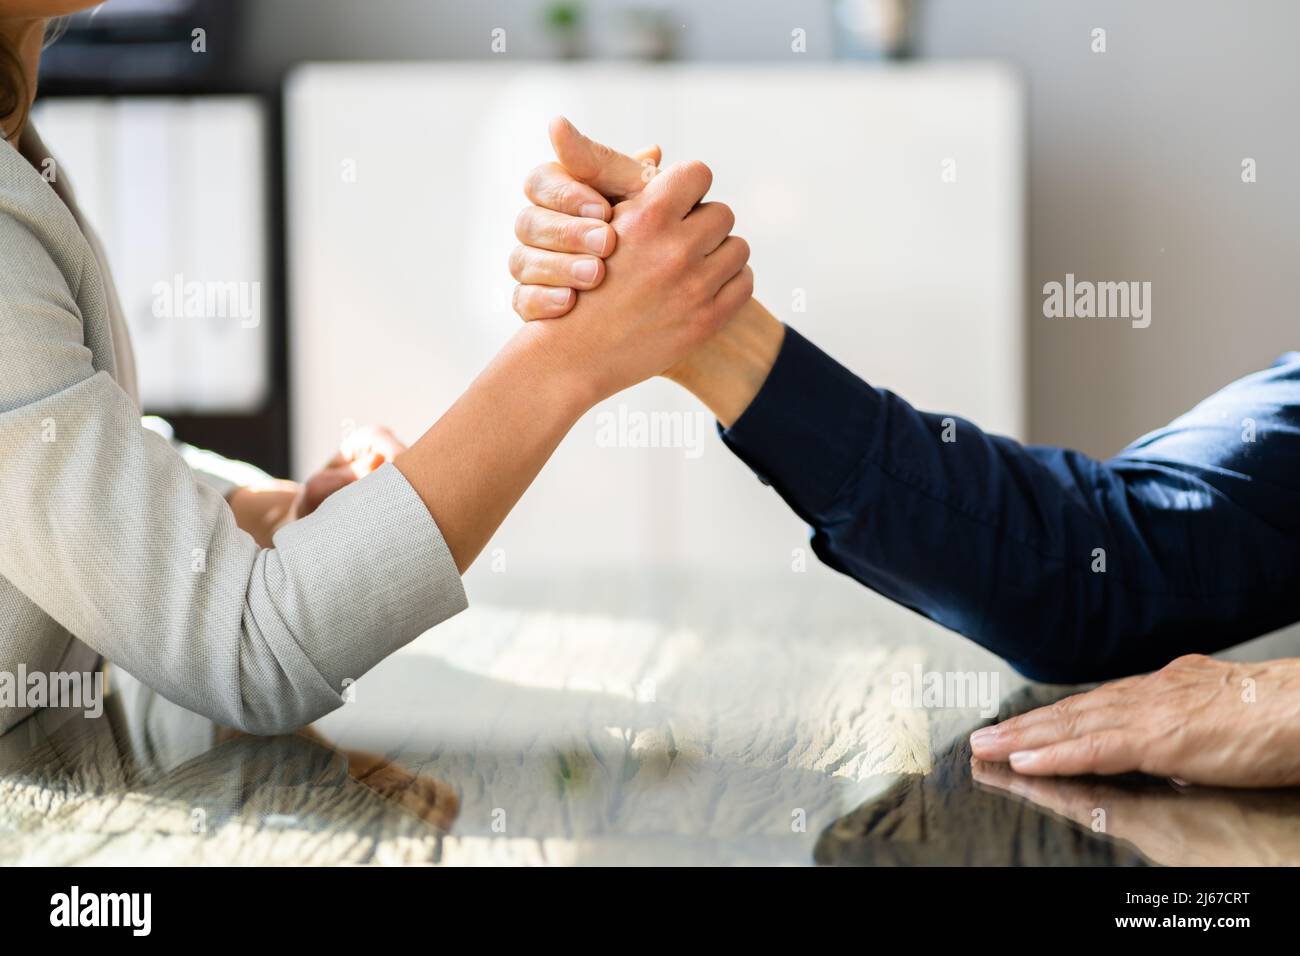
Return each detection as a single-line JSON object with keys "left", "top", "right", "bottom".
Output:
{"left": 550, "top": 116, "right": 657, "bottom": 199}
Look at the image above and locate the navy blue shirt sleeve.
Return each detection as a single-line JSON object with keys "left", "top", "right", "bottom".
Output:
{"left": 720, "top": 327, "right": 1300, "bottom": 682}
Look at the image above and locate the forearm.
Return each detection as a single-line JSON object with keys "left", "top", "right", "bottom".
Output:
{"left": 394, "top": 322, "right": 594, "bottom": 572}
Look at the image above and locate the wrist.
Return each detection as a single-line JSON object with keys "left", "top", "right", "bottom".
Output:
{"left": 507, "top": 320, "right": 605, "bottom": 421}
{"left": 665, "top": 297, "right": 784, "bottom": 427}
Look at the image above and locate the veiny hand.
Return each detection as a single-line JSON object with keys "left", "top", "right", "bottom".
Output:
{"left": 969, "top": 654, "right": 1300, "bottom": 787}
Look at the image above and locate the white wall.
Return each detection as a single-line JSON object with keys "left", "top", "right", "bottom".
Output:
{"left": 920, "top": 0, "right": 1300, "bottom": 456}
{"left": 286, "top": 62, "right": 1023, "bottom": 576}
{"left": 245, "top": 0, "right": 1300, "bottom": 458}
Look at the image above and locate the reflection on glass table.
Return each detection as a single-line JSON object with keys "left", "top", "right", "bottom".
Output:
{"left": 816, "top": 685, "right": 1300, "bottom": 866}
{"left": 2, "top": 571, "right": 1297, "bottom": 865}
{"left": 0, "top": 669, "right": 457, "bottom": 866}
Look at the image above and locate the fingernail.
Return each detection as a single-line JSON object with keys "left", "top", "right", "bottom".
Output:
{"left": 1009, "top": 750, "right": 1041, "bottom": 769}
{"left": 583, "top": 227, "right": 610, "bottom": 254}
{"left": 546, "top": 287, "right": 572, "bottom": 306}
{"left": 572, "top": 258, "right": 599, "bottom": 283}
{"left": 580, "top": 203, "right": 606, "bottom": 221}
{"left": 970, "top": 727, "right": 1001, "bottom": 747}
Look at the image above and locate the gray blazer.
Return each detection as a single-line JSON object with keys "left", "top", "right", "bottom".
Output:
{"left": 0, "top": 127, "right": 466, "bottom": 735}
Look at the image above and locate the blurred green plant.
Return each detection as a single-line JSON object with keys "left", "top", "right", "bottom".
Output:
{"left": 543, "top": 2, "right": 586, "bottom": 60}
{"left": 544, "top": 1, "right": 583, "bottom": 34}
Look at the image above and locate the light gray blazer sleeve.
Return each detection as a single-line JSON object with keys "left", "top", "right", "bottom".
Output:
{"left": 0, "top": 209, "right": 467, "bottom": 734}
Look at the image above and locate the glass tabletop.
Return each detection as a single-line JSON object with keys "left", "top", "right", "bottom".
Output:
{"left": 3, "top": 570, "right": 1297, "bottom": 866}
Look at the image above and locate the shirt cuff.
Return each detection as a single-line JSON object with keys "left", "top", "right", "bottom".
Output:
{"left": 719, "top": 326, "right": 881, "bottom": 522}
{"left": 267, "top": 462, "right": 468, "bottom": 693}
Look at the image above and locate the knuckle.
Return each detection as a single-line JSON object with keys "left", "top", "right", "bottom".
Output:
{"left": 528, "top": 164, "right": 584, "bottom": 213}
{"left": 513, "top": 206, "right": 537, "bottom": 242}
{"left": 615, "top": 205, "right": 653, "bottom": 239}
{"left": 724, "top": 271, "right": 755, "bottom": 307}
{"left": 517, "top": 285, "right": 555, "bottom": 320}
{"left": 557, "top": 181, "right": 587, "bottom": 212}
{"left": 691, "top": 160, "right": 714, "bottom": 195}
{"left": 508, "top": 245, "right": 530, "bottom": 279}
{"left": 717, "top": 202, "right": 736, "bottom": 233}
{"left": 523, "top": 164, "right": 552, "bottom": 202}
{"left": 629, "top": 196, "right": 662, "bottom": 224}
{"left": 645, "top": 202, "right": 673, "bottom": 229}
{"left": 739, "top": 265, "right": 755, "bottom": 294}
{"left": 667, "top": 241, "right": 693, "bottom": 274}
{"left": 681, "top": 159, "right": 712, "bottom": 184}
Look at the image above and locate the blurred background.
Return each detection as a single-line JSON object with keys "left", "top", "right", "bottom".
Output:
{"left": 29, "top": 0, "right": 1299, "bottom": 581}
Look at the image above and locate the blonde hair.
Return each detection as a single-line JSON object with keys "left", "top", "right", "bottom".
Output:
{"left": 1, "top": 17, "right": 69, "bottom": 142}
{"left": 0, "top": 32, "right": 26, "bottom": 142}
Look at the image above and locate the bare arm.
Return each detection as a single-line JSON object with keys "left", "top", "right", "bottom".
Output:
{"left": 405, "top": 149, "right": 751, "bottom": 572}
{"left": 0, "top": 130, "right": 744, "bottom": 735}
{"left": 393, "top": 325, "right": 591, "bottom": 572}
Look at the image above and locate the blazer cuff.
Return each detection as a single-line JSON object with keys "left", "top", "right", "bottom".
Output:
{"left": 268, "top": 462, "right": 468, "bottom": 694}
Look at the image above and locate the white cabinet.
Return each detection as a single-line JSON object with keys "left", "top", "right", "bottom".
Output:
{"left": 286, "top": 63, "right": 1024, "bottom": 574}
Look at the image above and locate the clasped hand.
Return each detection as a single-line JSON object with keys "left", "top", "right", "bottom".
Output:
{"left": 507, "top": 117, "right": 753, "bottom": 403}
